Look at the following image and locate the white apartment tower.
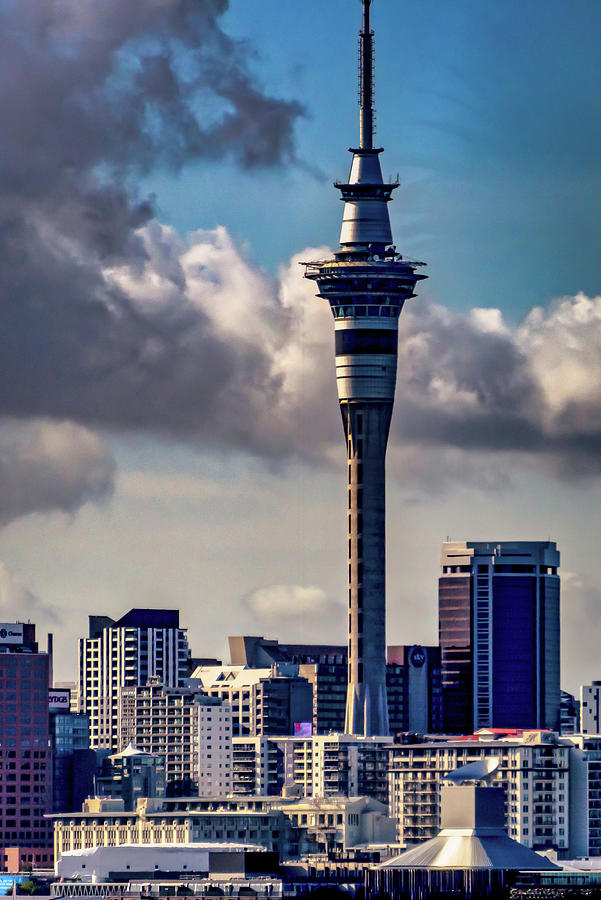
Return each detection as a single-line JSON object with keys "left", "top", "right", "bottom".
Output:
{"left": 196, "top": 696, "right": 233, "bottom": 797}
{"left": 388, "top": 729, "right": 570, "bottom": 852}
{"left": 79, "top": 609, "right": 190, "bottom": 751}
{"left": 232, "top": 733, "right": 393, "bottom": 803}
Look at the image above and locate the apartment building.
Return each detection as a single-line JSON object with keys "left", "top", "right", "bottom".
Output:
{"left": 190, "top": 665, "right": 312, "bottom": 737}
{"left": 388, "top": 729, "right": 570, "bottom": 851}
{"left": 568, "top": 734, "right": 601, "bottom": 857}
{"left": 580, "top": 683, "right": 601, "bottom": 734}
{"left": 232, "top": 734, "right": 393, "bottom": 803}
{"left": 118, "top": 682, "right": 232, "bottom": 797}
{"left": 79, "top": 609, "right": 190, "bottom": 751}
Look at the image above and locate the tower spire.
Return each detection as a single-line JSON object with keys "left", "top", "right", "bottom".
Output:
{"left": 360, "top": 0, "right": 374, "bottom": 150}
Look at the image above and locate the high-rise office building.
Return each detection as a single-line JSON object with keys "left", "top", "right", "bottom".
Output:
{"left": 0, "top": 623, "right": 53, "bottom": 871}
{"left": 79, "top": 609, "right": 190, "bottom": 751}
{"left": 386, "top": 645, "right": 442, "bottom": 735}
{"left": 229, "top": 635, "right": 347, "bottom": 668}
{"left": 439, "top": 541, "right": 560, "bottom": 734}
{"left": 303, "top": 0, "right": 426, "bottom": 737}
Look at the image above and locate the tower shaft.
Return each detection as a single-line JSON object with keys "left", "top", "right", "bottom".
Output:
{"left": 344, "top": 400, "right": 391, "bottom": 735}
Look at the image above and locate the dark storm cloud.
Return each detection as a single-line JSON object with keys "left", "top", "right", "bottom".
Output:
{"left": 0, "top": 420, "right": 115, "bottom": 524}
{"left": 1, "top": 0, "right": 600, "bottom": 499}
{"left": 0, "top": 0, "right": 304, "bottom": 460}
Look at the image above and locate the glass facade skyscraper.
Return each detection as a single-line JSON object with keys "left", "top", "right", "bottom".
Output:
{"left": 439, "top": 541, "right": 560, "bottom": 734}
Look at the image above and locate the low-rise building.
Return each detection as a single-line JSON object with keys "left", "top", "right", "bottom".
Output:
{"left": 282, "top": 796, "right": 395, "bottom": 855}
{"left": 388, "top": 729, "right": 570, "bottom": 852}
{"left": 50, "top": 794, "right": 394, "bottom": 864}
{"left": 55, "top": 843, "right": 276, "bottom": 881}
{"left": 95, "top": 745, "right": 166, "bottom": 809}
{"left": 50, "top": 796, "right": 296, "bottom": 860}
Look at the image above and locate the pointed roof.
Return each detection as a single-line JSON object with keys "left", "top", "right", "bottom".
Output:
{"left": 377, "top": 832, "right": 560, "bottom": 871}
{"left": 378, "top": 786, "right": 559, "bottom": 873}
{"left": 109, "top": 742, "right": 148, "bottom": 760}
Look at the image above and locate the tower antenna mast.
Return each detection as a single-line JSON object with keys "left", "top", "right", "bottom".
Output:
{"left": 360, "top": 0, "right": 374, "bottom": 150}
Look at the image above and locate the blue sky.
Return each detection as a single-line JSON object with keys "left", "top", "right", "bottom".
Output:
{"left": 0, "top": 0, "right": 600, "bottom": 696}
{"left": 148, "top": 0, "right": 601, "bottom": 319}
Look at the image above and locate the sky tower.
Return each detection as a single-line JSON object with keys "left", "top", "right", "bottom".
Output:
{"left": 304, "top": 0, "right": 426, "bottom": 737}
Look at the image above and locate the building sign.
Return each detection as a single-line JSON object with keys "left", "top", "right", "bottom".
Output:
{"left": 410, "top": 646, "right": 426, "bottom": 668}
{"left": 0, "top": 877, "right": 28, "bottom": 892}
{"left": 0, "top": 623, "right": 23, "bottom": 645}
{"left": 49, "top": 689, "right": 71, "bottom": 711}
{"left": 294, "top": 722, "right": 313, "bottom": 737}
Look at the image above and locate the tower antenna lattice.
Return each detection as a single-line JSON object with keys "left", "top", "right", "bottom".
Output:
{"left": 359, "top": 0, "right": 375, "bottom": 149}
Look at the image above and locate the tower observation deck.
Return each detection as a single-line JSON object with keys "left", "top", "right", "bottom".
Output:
{"left": 304, "top": 0, "right": 426, "bottom": 736}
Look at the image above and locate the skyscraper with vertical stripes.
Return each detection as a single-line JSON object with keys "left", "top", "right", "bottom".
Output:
{"left": 304, "top": 0, "right": 426, "bottom": 736}
{"left": 439, "top": 541, "right": 561, "bottom": 734}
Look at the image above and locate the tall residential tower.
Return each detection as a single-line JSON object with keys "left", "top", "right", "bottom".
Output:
{"left": 79, "top": 608, "right": 190, "bottom": 751}
{"left": 304, "top": 0, "right": 426, "bottom": 736}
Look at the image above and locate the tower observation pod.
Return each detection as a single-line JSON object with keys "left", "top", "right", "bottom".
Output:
{"left": 304, "top": 0, "right": 426, "bottom": 737}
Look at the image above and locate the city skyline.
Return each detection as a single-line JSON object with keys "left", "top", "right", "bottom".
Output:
{"left": 0, "top": 0, "right": 600, "bottom": 695}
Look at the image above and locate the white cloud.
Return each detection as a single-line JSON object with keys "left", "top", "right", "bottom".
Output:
{"left": 243, "top": 583, "right": 345, "bottom": 644}
{"left": 518, "top": 293, "right": 601, "bottom": 428}
{"left": 470, "top": 307, "right": 508, "bottom": 335}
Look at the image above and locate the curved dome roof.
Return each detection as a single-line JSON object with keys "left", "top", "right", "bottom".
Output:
{"left": 443, "top": 758, "right": 500, "bottom": 785}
